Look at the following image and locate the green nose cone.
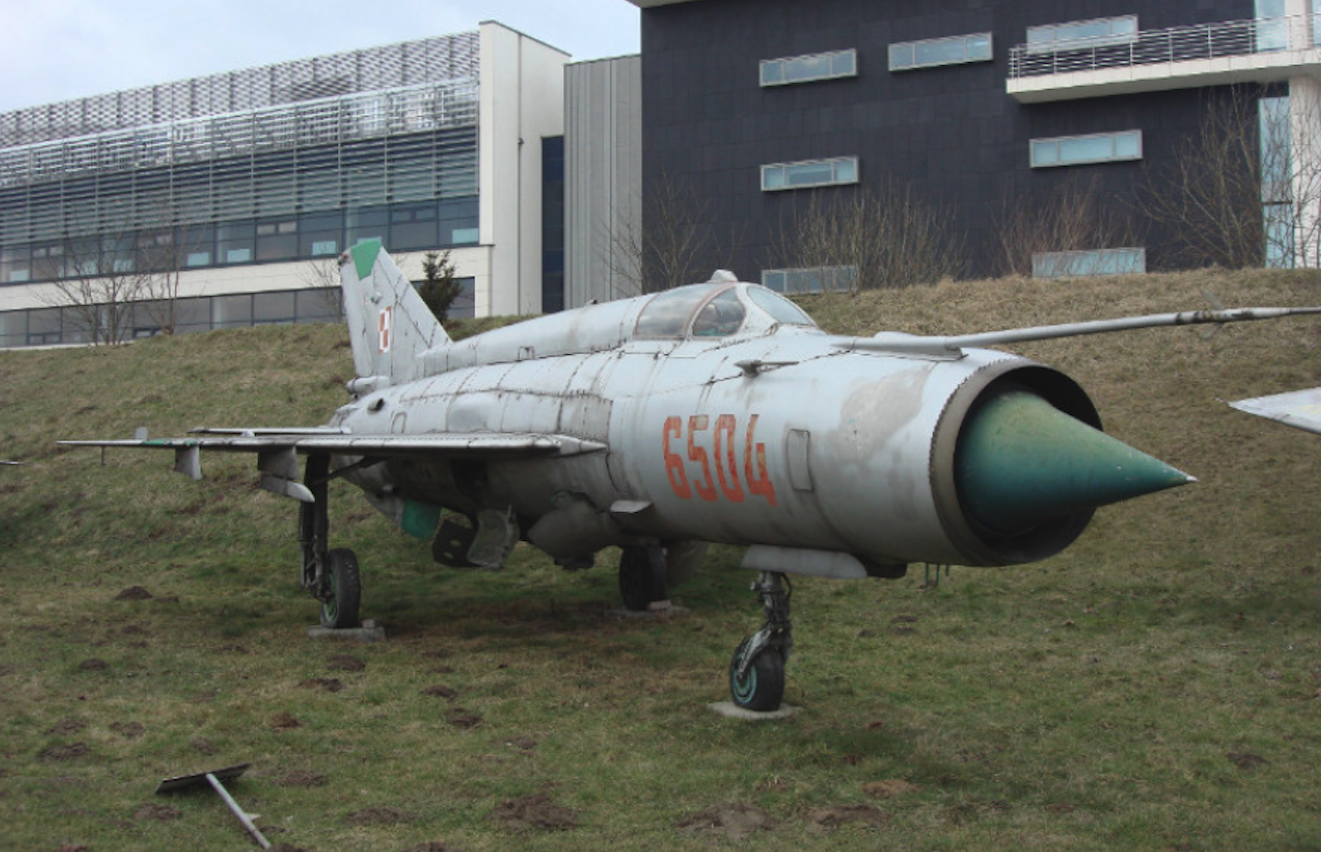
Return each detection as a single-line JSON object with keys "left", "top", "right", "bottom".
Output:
{"left": 957, "top": 390, "right": 1193, "bottom": 536}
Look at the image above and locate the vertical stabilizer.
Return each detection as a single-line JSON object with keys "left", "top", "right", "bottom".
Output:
{"left": 340, "top": 240, "right": 449, "bottom": 390}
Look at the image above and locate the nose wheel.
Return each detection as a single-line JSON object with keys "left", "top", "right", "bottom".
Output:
{"left": 729, "top": 571, "right": 792, "bottom": 712}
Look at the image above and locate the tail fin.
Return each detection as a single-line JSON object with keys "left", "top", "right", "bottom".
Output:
{"left": 340, "top": 240, "right": 449, "bottom": 390}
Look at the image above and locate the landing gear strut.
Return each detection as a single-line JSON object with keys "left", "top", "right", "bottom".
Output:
{"left": 618, "top": 545, "right": 668, "bottom": 611}
{"left": 729, "top": 571, "right": 792, "bottom": 712}
{"left": 299, "top": 454, "right": 362, "bottom": 628}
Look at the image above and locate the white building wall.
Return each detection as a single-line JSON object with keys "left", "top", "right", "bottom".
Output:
{"left": 479, "top": 21, "right": 568, "bottom": 316}
{"left": 0, "top": 247, "right": 495, "bottom": 314}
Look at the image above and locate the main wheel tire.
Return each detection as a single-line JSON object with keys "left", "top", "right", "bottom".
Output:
{"left": 320, "top": 548, "right": 362, "bottom": 629}
{"left": 619, "top": 546, "right": 667, "bottom": 611}
{"left": 729, "top": 638, "right": 785, "bottom": 712}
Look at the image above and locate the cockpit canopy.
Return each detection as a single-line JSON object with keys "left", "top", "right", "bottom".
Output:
{"left": 634, "top": 279, "right": 817, "bottom": 340}
{"left": 423, "top": 275, "right": 820, "bottom": 376}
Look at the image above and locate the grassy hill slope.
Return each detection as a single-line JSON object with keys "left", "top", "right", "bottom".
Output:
{"left": 3, "top": 268, "right": 1321, "bottom": 852}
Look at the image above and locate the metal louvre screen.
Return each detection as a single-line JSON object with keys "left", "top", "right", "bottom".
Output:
{"left": 0, "top": 32, "right": 480, "bottom": 247}
{"left": 0, "top": 31, "right": 479, "bottom": 149}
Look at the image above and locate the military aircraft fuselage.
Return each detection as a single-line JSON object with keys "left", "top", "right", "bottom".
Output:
{"left": 331, "top": 280, "right": 1112, "bottom": 577}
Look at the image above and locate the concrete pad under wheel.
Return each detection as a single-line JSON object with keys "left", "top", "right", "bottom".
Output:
{"left": 708, "top": 702, "right": 800, "bottom": 720}
{"left": 306, "top": 619, "right": 386, "bottom": 642}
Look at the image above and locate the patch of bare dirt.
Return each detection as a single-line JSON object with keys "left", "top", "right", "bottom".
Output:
{"left": 447, "top": 709, "right": 482, "bottom": 729}
{"left": 77, "top": 659, "right": 108, "bottom": 671}
{"left": 1228, "top": 751, "right": 1269, "bottom": 771}
{"left": 39, "top": 743, "right": 90, "bottom": 761}
{"left": 863, "top": 779, "right": 919, "bottom": 799}
{"left": 347, "top": 806, "right": 418, "bottom": 826}
{"left": 191, "top": 737, "right": 218, "bottom": 755}
{"left": 327, "top": 654, "right": 365, "bottom": 672}
{"left": 46, "top": 718, "right": 86, "bottom": 736}
{"left": 402, "top": 844, "right": 466, "bottom": 852}
{"left": 270, "top": 712, "right": 302, "bottom": 731}
{"left": 111, "top": 721, "right": 146, "bottom": 739}
{"left": 805, "top": 804, "right": 890, "bottom": 832}
{"left": 299, "top": 677, "right": 344, "bottom": 693}
{"left": 423, "top": 684, "right": 458, "bottom": 700}
{"left": 133, "top": 803, "right": 181, "bottom": 821}
{"left": 496, "top": 736, "right": 537, "bottom": 752}
{"left": 279, "top": 770, "right": 328, "bottom": 788}
{"left": 675, "top": 802, "right": 776, "bottom": 840}
{"left": 487, "top": 793, "right": 579, "bottom": 832}
{"left": 115, "top": 586, "right": 153, "bottom": 601}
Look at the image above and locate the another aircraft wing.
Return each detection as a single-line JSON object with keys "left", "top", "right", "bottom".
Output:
{"left": 839, "top": 307, "right": 1321, "bottom": 359}
{"left": 60, "top": 429, "right": 606, "bottom": 502}
{"left": 1228, "top": 387, "right": 1321, "bottom": 436}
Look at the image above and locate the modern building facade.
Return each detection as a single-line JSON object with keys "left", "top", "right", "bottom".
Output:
{"left": 628, "top": 0, "right": 1321, "bottom": 289}
{"left": 0, "top": 22, "right": 567, "bottom": 346}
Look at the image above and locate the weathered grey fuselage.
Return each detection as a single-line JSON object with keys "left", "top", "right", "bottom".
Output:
{"left": 332, "top": 281, "right": 1099, "bottom": 572}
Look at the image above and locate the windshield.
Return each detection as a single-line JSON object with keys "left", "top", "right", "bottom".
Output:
{"left": 746, "top": 286, "right": 817, "bottom": 327}
{"left": 635, "top": 285, "right": 722, "bottom": 338}
{"left": 691, "top": 290, "right": 747, "bottom": 337}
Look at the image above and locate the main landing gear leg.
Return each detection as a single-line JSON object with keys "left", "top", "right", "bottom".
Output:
{"left": 729, "top": 571, "right": 792, "bottom": 712}
{"left": 618, "top": 545, "right": 668, "bottom": 611}
{"left": 299, "top": 454, "right": 361, "bottom": 629}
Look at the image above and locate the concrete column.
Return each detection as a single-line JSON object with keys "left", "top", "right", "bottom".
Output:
{"left": 1289, "top": 75, "right": 1321, "bottom": 267}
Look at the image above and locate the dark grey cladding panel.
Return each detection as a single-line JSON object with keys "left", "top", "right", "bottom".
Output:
{"left": 638, "top": 0, "right": 1260, "bottom": 278}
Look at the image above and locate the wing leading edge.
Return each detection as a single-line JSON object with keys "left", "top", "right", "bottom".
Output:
{"left": 59, "top": 431, "right": 607, "bottom": 502}
{"left": 1229, "top": 387, "right": 1321, "bottom": 436}
{"left": 838, "top": 306, "right": 1321, "bottom": 360}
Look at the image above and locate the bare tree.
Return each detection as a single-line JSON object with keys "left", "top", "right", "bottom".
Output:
{"left": 774, "top": 179, "right": 965, "bottom": 291}
{"left": 298, "top": 255, "right": 347, "bottom": 323}
{"left": 995, "top": 174, "right": 1139, "bottom": 277}
{"left": 602, "top": 172, "right": 742, "bottom": 295}
{"left": 1133, "top": 87, "right": 1266, "bottom": 270}
{"left": 134, "top": 224, "right": 210, "bottom": 335}
{"left": 44, "top": 230, "right": 150, "bottom": 345}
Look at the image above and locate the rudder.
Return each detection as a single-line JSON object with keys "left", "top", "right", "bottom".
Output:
{"left": 340, "top": 240, "right": 449, "bottom": 390}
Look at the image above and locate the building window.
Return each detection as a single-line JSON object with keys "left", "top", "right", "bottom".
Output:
{"left": 890, "top": 33, "right": 993, "bottom": 71}
{"left": 761, "top": 157, "right": 859, "bottom": 191}
{"left": 255, "top": 218, "right": 299, "bottom": 261}
{"left": 1027, "top": 16, "right": 1138, "bottom": 54}
{"left": 1030, "top": 131, "right": 1142, "bottom": 168}
{"left": 1257, "top": 0, "right": 1288, "bottom": 52}
{"left": 762, "top": 266, "right": 857, "bottom": 293}
{"left": 1032, "top": 248, "right": 1146, "bottom": 278}
{"left": 760, "top": 50, "right": 857, "bottom": 87}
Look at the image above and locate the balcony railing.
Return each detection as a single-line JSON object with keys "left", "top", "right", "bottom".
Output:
{"left": 1009, "top": 15, "right": 1318, "bottom": 80}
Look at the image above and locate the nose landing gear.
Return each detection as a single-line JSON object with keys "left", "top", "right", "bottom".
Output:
{"left": 729, "top": 571, "right": 792, "bottom": 712}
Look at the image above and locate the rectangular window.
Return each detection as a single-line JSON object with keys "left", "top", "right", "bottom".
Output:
{"left": 762, "top": 266, "right": 857, "bottom": 293}
{"left": 1032, "top": 248, "right": 1146, "bottom": 278}
{"left": 890, "top": 33, "right": 992, "bottom": 71}
{"left": 760, "top": 50, "right": 857, "bottom": 87}
{"left": 255, "top": 218, "right": 299, "bottom": 262}
{"left": 1256, "top": 0, "right": 1288, "bottom": 52}
{"left": 1030, "top": 131, "right": 1142, "bottom": 168}
{"left": 1027, "top": 16, "right": 1138, "bottom": 53}
{"left": 298, "top": 211, "right": 342, "bottom": 258}
{"left": 762, "top": 157, "right": 859, "bottom": 191}
{"left": 1, "top": 247, "right": 31, "bottom": 283}
{"left": 216, "top": 222, "right": 254, "bottom": 265}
